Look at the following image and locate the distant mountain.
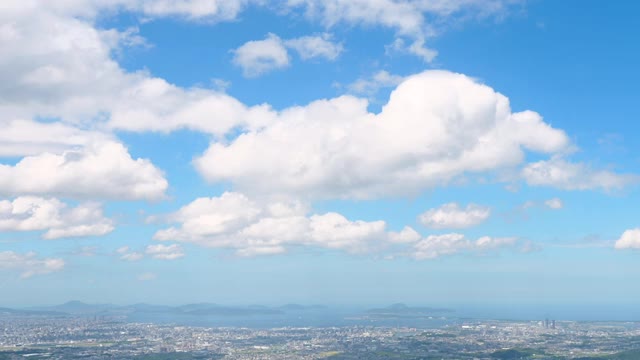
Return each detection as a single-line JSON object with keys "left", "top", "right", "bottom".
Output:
{"left": 278, "top": 304, "right": 328, "bottom": 311}
{"left": 366, "top": 303, "right": 453, "bottom": 317}
{"left": 123, "top": 303, "right": 174, "bottom": 313}
{"left": 174, "top": 304, "right": 283, "bottom": 316}
{"left": 175, "top": 303, "right": 221, "bottom": 313}
{"left": 30, "top": 300, "right": 117, "bottom": 315}
{"left": 0, "top": 307, "right": 67, "bottom": 317}
{"left": 3, "top": 301, "right": 333, "bottom": 319}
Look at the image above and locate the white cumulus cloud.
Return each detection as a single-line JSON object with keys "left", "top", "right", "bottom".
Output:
{"left": 0, "top": 119, "right": 111, "bottom": 157}
{"left": 0, "top": 197, "right": 113, "bottom": 239}
{"left": 419, "top": 203, "right": 491, "bottom": 229}
{"left": 614, "top": 229, "right": 640, "bottom": 250}
{"left": 522, "top": 158, "right": 637, "bottom": 191}
{"left": 232, "top": 33, "right": 290, "bottom": 77}
{"left": 0, "top": 5, "right": 275, "bottom": 136}
{"left": 2, "top": 0, "right": 252, "bottom": 22}
{"left": 117, "top": 246, "right": 144, "bottom": 262}
{"left": 107, "top": 77, "right": 277, "bottom": 135}
{"left": 544, "top": 198, "right": 564, "bottom": 209}
{"left": 115, "top": 244, "right": 185, "bottom": 261}
{"left": 284, "top": 33, "right": 343, "bottom": 60}
{"left": 232, "top": 32, "right": 343, "bottom": 77}
{"left": 346, "top": 70, "right": 405, "bottom": 96}
{"left": 145, "top": 244, "right": 185, "bottom": 260}
{"left": 131, "top": 0, "right": 249, "bottom": 21}
{"left": 412, "top": 233, "right": 518, "bottom": 260}
{"left": 388, "top": 226, "right": 422, "bottom": 244}
{"left": 6, "top": 3, "right": 611, "bottom": 204}
{"left": 195, "top": 71, "right": 570, "bottom": 199}
{"left": 287, "top": 0, "right": 519, "bottom": 62}
{"left": 0, "top": 142, "right": 168, "bottom": 200}
{"left": 413, "top": 233, "right": 468, "bottom": 259}
{"left": 0, "top": 251, "right": 65, "bottom": 278}
{"left": 154, "top": 192, "right": 401, "bottom": 256}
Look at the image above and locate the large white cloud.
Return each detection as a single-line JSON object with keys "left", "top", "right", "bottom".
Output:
{"left": 154, "top": 192, "right": 399, "bottom": 256}
{"left": 0, "top": 3, "right": 279, "bottom": 139}
{"left": 0, "top": 5, "right": 134, "bottom": 123}
{"left": 0, "top": 251, "right": 65, "bottom": 278}
{"left": 0, "top": 141, "right": 168, "bottom": 200}
{"left": 0, "top": 4, "right": 172, "bottom": 201}
{"left": 419, "top": 203, "right": 491, "bottom": 229}
{"left": 195, "top": 71, "right": 570, "bottom": 199}
{"left": 0, "top": 197, "right": 113, "bottom": 239}
{"left": 0, "top": 4, "right": 256, "bottom": 133}
{"left": 614, "top": 229, "right": 640, "bottom": 250}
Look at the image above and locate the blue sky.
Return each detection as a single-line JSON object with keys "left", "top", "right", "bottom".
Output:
{"left": 0, "top": 0, "right": 639, "bottom": 309}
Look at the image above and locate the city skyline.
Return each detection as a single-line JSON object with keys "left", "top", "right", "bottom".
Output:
{"left": 1, "top": 0, "right": 639, "bottom": 308}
